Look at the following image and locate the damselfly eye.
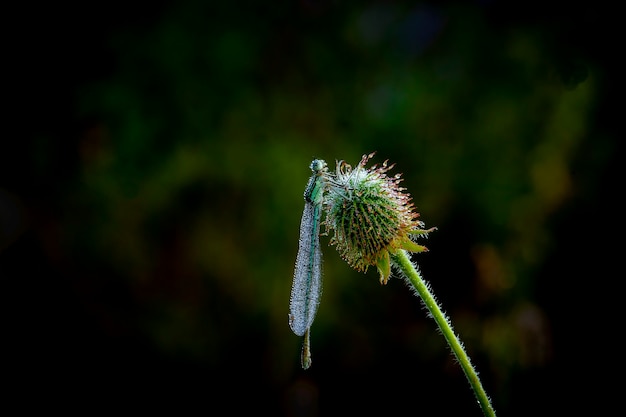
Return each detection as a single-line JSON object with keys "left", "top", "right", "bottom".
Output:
{"left": 310, "top": 159, "right": 327, "bottom": 173}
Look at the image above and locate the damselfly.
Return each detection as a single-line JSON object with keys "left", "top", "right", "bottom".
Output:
{"left": 289, "top": 159, "right": 328, "bottom": 369}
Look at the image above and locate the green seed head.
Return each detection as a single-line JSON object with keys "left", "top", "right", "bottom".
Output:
{"left": 325, "top": 153, "right": 435, "bottom": 284}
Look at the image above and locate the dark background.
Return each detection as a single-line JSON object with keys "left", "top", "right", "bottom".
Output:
{"left": 2, "top": 1, "right": 621, "bottom": 415}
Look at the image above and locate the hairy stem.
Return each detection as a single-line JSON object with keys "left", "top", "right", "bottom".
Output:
{"left": 391, "top": 250, "right": 497, "bottom": 417}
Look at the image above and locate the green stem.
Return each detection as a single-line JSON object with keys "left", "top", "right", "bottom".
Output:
{"left": 391, "top": 250, "right": 497, "bottom": 417}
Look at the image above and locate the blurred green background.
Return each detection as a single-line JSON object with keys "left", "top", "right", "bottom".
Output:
{"left": 2, "top": 1, "right": 620, "bottom": 415}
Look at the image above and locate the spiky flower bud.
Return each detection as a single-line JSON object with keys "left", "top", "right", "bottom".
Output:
{"left": 325, "top": 153, "right": 435, "bottom": 284}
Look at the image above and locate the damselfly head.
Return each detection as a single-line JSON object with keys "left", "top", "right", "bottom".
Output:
{"left": 310, "top": 159, "right": 327, "bottom": 174}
